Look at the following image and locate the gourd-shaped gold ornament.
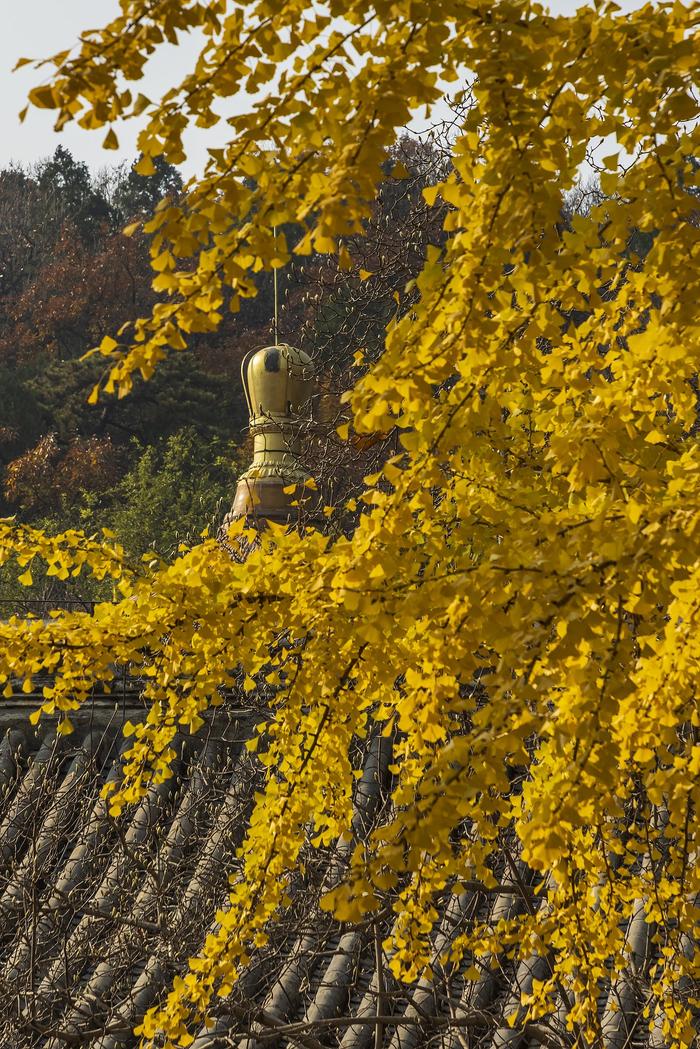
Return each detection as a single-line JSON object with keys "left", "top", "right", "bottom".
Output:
{"left": 231, "top": 344, "right": 316, "bottom": 523}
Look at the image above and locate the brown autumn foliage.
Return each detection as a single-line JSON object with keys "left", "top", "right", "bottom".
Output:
{"left": 5, "top": 433, "right": 122, "bottom": 514}
{"left": 0, "top": 224, "right": 155, "bottom": 364}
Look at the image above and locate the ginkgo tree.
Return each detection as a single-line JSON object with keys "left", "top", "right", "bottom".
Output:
{"left": 7, "top": 0, "right": 700, "bottom": 1045}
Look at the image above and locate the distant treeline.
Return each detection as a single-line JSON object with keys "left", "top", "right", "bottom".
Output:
{"left": 0, "top": 138, "right": 446, "bottom": 603}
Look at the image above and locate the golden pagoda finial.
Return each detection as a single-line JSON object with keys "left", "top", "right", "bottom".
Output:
{"left": 230, "top": 343, "right": 316, "bottom": 524}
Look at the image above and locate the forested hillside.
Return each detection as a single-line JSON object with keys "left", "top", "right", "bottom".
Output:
{"left": 0, "top": 138, "right": 442, "bottom": 604}
{"left": 0, "top": 148, "right": 244, "bottom": 562}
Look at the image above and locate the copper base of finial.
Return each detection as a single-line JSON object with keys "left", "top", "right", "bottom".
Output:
{"left": 230, "top": 476, "right": 304, "bottom": 524}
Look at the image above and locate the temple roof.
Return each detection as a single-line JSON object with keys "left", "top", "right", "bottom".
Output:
{"left": 0, "top": 691, "right": 681, "bottom": 1049}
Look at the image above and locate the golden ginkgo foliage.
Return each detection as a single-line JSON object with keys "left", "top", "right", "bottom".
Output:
{"left": 8, "top": 0, "right": 700, "bottom": 1044}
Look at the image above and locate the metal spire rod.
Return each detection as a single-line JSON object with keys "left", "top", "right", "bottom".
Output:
{"left": 273, "top": 225, "right": 279, "bottom": 346}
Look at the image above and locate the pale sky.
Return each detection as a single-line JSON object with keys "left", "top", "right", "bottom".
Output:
{"left": 2, "top": 1, "right": 637, "bottom": 178}
{"left": 2, "top": 1, "right": 211, "bottom": 176}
